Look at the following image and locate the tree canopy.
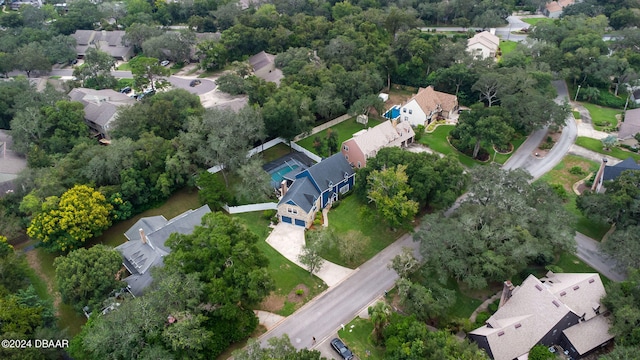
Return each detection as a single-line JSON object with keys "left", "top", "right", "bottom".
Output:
{"left": 415, "top": 166, "right": 576, "bottom": 289}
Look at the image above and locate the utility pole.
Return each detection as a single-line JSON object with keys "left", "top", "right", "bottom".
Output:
{"left": 574, "top": 85, "right": 581, "bottom": 102}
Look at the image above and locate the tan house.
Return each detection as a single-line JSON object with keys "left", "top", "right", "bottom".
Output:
{"left": 248, "top": 51, "right": 284, "bottom": 85}
{"left": 467, "top": 31, "right": 500, "bottom": 60}
{"left": 341, "top": 120, "right": 415, "bottom": 168}
{"left": 469, "top": 272, "right": 613, "bottom": 360}
{"left": 68, "top": 88, "right": 136, "bottom": 140}
{"left": 70, "top": 30, "right": 134, "bottom": 61}
{"left": 399, "top": 86, "right": 458, "bottom": 127}
{"left": 619, "top": 108, "right": 640, "bottom": 140}
{"left": 544, "top": 0, "right": 576, "bottom": 18}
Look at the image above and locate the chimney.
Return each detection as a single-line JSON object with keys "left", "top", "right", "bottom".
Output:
{"left": 280, "top": 180, "right": 288, "bottom": 197}
{"left": 139, "top": 228, "right": 147, "bottom": 244}
{"left": 499, "top": 280, "right": 515, "bottom": 308}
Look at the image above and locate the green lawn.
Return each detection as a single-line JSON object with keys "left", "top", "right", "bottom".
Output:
{"left": 555, "top": 252, "right": 612, "bottom": 287}
{"left": 499, "top": 40, "right": 518, "bottom": 56}
{"left": 522, "top": 18, "right": 553, "bottom": 26}
{"left": 338, "top": 317, "right": 385, "bottom": 360}
{"left": 232, "top": 212, "right": 327, "bottom": 316}
{"left": 575, "top": 137, "right": 640, "bottom": 162}
{"left": 116, "top": 62, "right": 132, "bottom": 71}
{"left": 319, "top": 196, "right": 404, "bottom": 267}
{"left": 446, "top": 279, "right": 486, "bottom": 319}
{"left": 573, "top": 110, "right": 581, "bottom": 119}
{"left": 296, "top": 117, "right": 382, "bottom": 155}
{"left": 536, "top": 155, "right": 610, "bottom": 240}
{"left": 419, "top": 125, "right": 524, "bottom": 167}
{"left": 92, "top": 187, "right": 201, "bottom": 248}
{"left": 581, "top": 103, "right": 621, "bottom": 131}
{"left": 259, "top": 142, "right": 292, "bottom": 162}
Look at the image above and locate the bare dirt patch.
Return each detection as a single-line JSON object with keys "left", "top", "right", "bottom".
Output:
{"left": 259, "top": 293, "right": 286, "bottom": 313}
{"left": 287, "top": 284, "right": 310, "bottom": 303}
{"left": 25, "top": 250, "right": 61, "bottom": 315}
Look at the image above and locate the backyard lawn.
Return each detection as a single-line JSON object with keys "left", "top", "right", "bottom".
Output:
{"left": 575, "top": 136, "right": 640, "bottom": 162}
{"left": 233, "top": 212, "right": 327, "bottom": 316}
{"left": 536, "top": 155, "right": 610, "bottom": 240}
{"left": 296, "top": 117, "right": 382, "bottom": 155}
{"left": 581, "top": 103, "right": 621, "bottom": 131}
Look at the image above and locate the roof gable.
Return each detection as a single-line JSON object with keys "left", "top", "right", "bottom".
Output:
{"left": 279, "top": 177, "right": 318, "bottom": 212}
{"left": 303, "top": 153, "right": 354, "bottom": 191}
{"left": 249, "top": 51, "right": 275, "bottom": 71}
{"left": 347, "top": 120, "right": 415, "bottom": 157}
{"left": 404, "top": 86, "right": 458, "bottom": 116}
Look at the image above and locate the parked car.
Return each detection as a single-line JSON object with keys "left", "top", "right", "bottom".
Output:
{"left": 330, "top": 338, "right": 353, "bottom": 360}
{"left": 189, "top": 79, "right": 201, "bottom": 87}
{"left": 160, "top": 60, "right": 170, "bottom": 67}
{"left": 120, "top": 86, "right": 131, "bottom": 94}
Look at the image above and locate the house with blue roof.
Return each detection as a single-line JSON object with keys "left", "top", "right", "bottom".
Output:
{"left": 277, "top": 153, "right": 355, "bottom": 228}
{"left": 595, "top": 157, "right": 640, "bottom": 192}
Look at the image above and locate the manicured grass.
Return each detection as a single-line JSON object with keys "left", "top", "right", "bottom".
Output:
{"left": 92, "top": 187, "right": 201, "bottom": 248}
{"left": 116, "top": 62, "right": 132, "bottom": 71}
{"left": 296, "top": 117, "right": 382, "bottom": 155}
{"left": 232, "top": 212, "right": 327, "bottom": 315}
{"left": 259, "top": 142, "right": 292, "bottom": 162}
{"left": 338, "top": 317, "right": 385, "bottom": 360}
{"left": 536, "top": 155, "right": 610, "bottom": 240}
{"left": 581, "top": 103, "right": 621, "bottom": 130}
{"left": 555, "top": 252, "right": 612, "bottom": 287}
{"left": 573, "top": 110, "right": 581, "bottom": 119}
{"left": 499, "top": 40, "right": 518, "bottom": 56}
{"left": 522, "top": 18, "right": 553, "bottom": 26}
{"left": 446, "top": 279, "right": 485, "bottom": 319}
{"left": 575, "top": 137, "right": 640, "bottom": 162}
{"left": 420, "top": 125, "right": 525, "bottom": 167}
{"left": 419, "top": 125, "right": 477, "bottom": 167}
{"left": 320, "top": 196, "right": 404, "bottom": 267}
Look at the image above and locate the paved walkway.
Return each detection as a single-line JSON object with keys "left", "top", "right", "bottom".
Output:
{"left": 568, "top": 144, "right": 622, "bottom": 165}
{"left": 265, "top": 223, "right": 354, "bottom": 287}
{"left": 469, "top": 291, "right": 503, "bottom": 323}
{"left": 254, "top": 310, "right": 285, "bottom": 331}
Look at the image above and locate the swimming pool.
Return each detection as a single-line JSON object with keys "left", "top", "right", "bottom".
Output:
{"left": 383, "top": 106, "right": 401, "bottom": 120}
{"left": 271, "top": 164, "right": 299, "bottom": 185}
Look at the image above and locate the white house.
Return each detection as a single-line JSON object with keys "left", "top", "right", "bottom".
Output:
{"left": 467, "top": 31, "right": 500, "bottom": 60}
{"left": 399, "top": 86, "right": 458, "bottom": 127}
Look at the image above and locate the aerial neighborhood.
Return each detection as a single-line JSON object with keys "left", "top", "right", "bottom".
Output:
{"left": 1, "top": 0, "right": 640, "bottom": 359}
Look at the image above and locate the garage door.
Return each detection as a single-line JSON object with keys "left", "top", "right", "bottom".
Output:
{"left": 281, "top": 216, "right": 292, "bottom": 224}
{"left": 294, "top": 219, "right": 306, "bottom": 227}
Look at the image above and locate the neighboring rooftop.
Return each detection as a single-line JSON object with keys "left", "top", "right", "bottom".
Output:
{"left": 602, "top": 157, "right": 640, "bottom": 182}
{"left": 69, "top": 88, "right": 136, "bottom": 128}
{"left": 116, "top": 205, "right": 211, "bottom": 296}
{"left": 348, "top": 121, "right": 414, "bottom": 157}
{"left": 619, "top": 108, "right": 640, "bottom": 139}
{"left": 406, "top": 86, "right": 458, "bottom": 115}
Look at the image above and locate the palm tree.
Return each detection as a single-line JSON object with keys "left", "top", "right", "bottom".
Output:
{"left": 368, "top": 301, "right": 392, "bottom": 344}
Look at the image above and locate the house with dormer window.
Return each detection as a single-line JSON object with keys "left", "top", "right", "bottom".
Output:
{"left": 468, "top": 272, "right": 613, "bottom": 360}
{"left": 399, "top": 86, "right": 458, "bottom": 127}
{"left": 277, "top": 153, "right": 354, "bottom": 228}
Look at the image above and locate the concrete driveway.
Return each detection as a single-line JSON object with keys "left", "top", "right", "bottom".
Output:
{"left": 265, "top": 223, "right": 354, "bottom": 287}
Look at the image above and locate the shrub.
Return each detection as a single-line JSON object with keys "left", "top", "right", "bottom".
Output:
{"left": 488, "top": 299, "right": 500, "bottom": 314}
{"left": 295, "top": 289, "right": 304, "bottom": 296}
{"left": 620, "top": 144, "right": 639, "bottom": 153}
{"left": 569, "top": 166, "right": 584, "bottom": 175}
{"left": 475, "top": 311, "right": 491, "bottom": 327}
{"left": 545, "top": 265, "right": 564, "bottom": 273}
{"left": 584, "top": 172, "right": 596, "bottom": 188}
{"left": 414, "top": 124, "right": 425, "bottom": 141}
{"left": 262, "top": 209, "right": 276, "bottom": 220}
{"left": 331, "top": 200, "right": 341, "bottom": 209}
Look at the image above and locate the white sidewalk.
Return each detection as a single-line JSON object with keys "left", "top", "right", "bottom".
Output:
{"left": 265, "top": 223, "right": 354, "bottom": 287}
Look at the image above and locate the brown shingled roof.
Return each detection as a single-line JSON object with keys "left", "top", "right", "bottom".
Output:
{"left": 406, "top": 86, "right": 458, "bottom": 115}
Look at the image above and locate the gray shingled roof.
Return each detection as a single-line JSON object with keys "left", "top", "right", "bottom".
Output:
{"left": 280, "top": 177, "right": 318, "bottom": 212}
{"left": 619, "top": 108, "right": 640, "bottom": 139}
{"left": 305, "top": 153, "right": 354, "bottom": 191}
{"left": 68, "top": 88, "right": 136, "bottom": 128}
{"left": 116, "top": 205, "right": 211, "bottom": 296}
{"left": 602, "top": 157, "right": 640, "bottom": 182}
{"left": 249, "top": 51, "right": 275, "bottom": 72}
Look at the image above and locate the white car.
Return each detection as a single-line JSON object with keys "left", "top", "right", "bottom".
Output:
{"left": 160, "top": 60, "right": 170, "bottom": 67}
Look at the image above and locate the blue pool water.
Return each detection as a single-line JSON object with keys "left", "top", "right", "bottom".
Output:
{"left": 384, "top": 106, "right": 400, "bottom": 119}
{"left": 271, "top": 164, "right": 299, "bottom": 184}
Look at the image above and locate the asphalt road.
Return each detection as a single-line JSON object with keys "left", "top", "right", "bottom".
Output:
{"left": 259, "top": 233, "right": 421, "bottom": 351}
{"left": 574, "top": 233, "right": 626, "bottom": 282}
{"left": 502, "top": 80, "right": 577, "bottom": 180}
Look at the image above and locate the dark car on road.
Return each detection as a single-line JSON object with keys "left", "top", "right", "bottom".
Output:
{"left": 330, "top": 338, "right": 353, "bottom": 360}
{"left": 189, "top": 79, "right": 201, "bottom": 87}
